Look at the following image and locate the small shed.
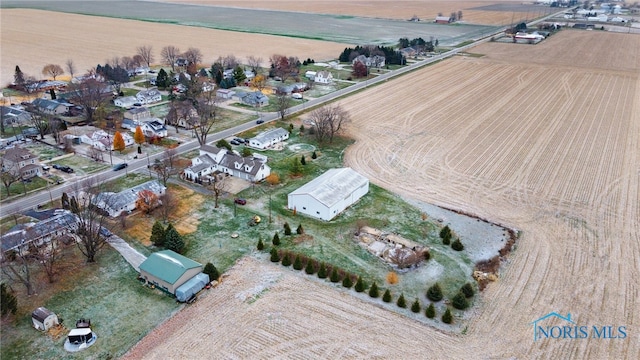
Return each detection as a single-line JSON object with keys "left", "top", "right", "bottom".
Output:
{"left": 32, "top": 307, "right": 59, "bottom": 331}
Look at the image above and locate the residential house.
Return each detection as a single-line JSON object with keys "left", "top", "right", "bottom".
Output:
{"left": 400, "top": 47, "right": 418, "bottom": 58}
{"left": 183, "top": 144, "right": 271, "bottom": 183}
{"left": 114, "top": 96, "right": 138, "bottom": 108}
{"left": 1, "top": 146, "right": 41, "bottom": 179}
{"left": 314, "top": 70, "right": 333, "bottom": 84}
{"left": 174, "top": 58, "right": 188, "bottom": 67}
{"left": 93, "top": 180, "right": 166, "bottom": 217}
{"left": 305, "top": 70, "right": 317, "bottom": 80}
{"left": 238, "top": 91, "right": 269, "bottom": 107}
{"left": 435, "top": 16, "right": 452, "bottom": 23}
{"left": 1, "top": 105, "right": 32, "bottom": 127}
{"left": 136, "top": 88, "right": 162, "bottom": 105}
{"left": 165, "top": 102, "right": 198, "bottom": 130}
{"left": 31, "top": 98, "right": 71, "bottom": 115}
{"left": 121, "top": 119, "right": 140, "bottom": 130}
{"left": 276, "top": 83, "right": 308, "bottom": 95}
{"left": 81, "top": 130, "right": 134, "bottom": 151}
{"left": 0, "top": 210, "right": 78, "bottom": 256}
{"left": 352, "top": 54, "right": 386, "bottom": 68}
{"left": 287, "top": 168, "right": 369, "bottom": 221}
{"left": 139, "top": 119, "right": 168, "bottom": 138}
{"left": 216, "top": 89, "right": 235, "bottom": 99}
{"left": 124, "top": 107, "right": 151, "bottom": 121}
{"left": 247, "top": 128, "right": 289, "bottom": 150}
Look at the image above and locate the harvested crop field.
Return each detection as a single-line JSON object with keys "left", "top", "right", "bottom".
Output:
{"left": 0, "top": 9, "right": 347, "bottom": 88}
{"left": 159, "top": 0, "right": 545, "bottom": 25}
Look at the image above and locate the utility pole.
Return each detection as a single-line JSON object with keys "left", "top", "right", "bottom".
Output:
{"left": 269, "top": 192, "right": 272, "bottom": 224}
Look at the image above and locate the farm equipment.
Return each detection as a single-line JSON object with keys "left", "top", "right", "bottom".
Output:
{"left": 247, "top": 215, "right": 262, "bottom": 226}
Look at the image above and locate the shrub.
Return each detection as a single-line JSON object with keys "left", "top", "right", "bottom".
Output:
{"left": 203, "top": 262, "right": 220, "bottom": 281}
{"left": 272, "top": 232, "right": 281, "bottom": 246}
{"left": 461, "top": 283, "right": 475, "bottom": 298}
{"left": 423, "top": 249, "right": 431, "bottom": 261}
{"left": 293, "top": 254, "right": 303, "bottom": 270}
{"left": 440, "top": 225, "right": 452, "bottom": 245}
{"left": 368, "top": 282, "right": 380, "bottom": 298}
{"left": 281, "top": 252, "right": 292, "bottom": 266}
{"left": 342, "top": 275, "right": 354, "bottom": 288}
{"left": 382, "top": 289, "right": 392, "bottom": 303}
{"left": 301, "top": 155, "right": 306, "bottom": 165}
{"left": 311, "top": 150, "right": 317, "bottom": 159}
{"left": 451, "top": 239, "right": 464, "bottom": 251}
{"left": 452, "top": 292, "right": 469, "bottom": 310}
{"left": 386, "top": 271, "right": 399, "bottom": 285}
{"left": 317, "top": 262, "right": 328, "bottom": 279}
{"left": 396, "top": 293, "right": 407, "bottom": 308}
{"left": 299, "top": 124, "right": 305, "bottom": 134}
{"left": 283, "top": 222, "right": 292, "bottom": 236}
{"left": 270, "top": 248, "right": 280, "bottom": 262}
{"left": 305, "top": 259, "right": 316, "bottom": 274}
{"left": 296, "top": 224, "right": 304, "bottom": 234}
{"left": 330, "top": 267, "right": 340, "bottom": 283}
{"left": 265, "top": 173, "right": 280, "bottom": 185}
{"left": 354, "top": 276, "right": 366, "bottom": 292}
{"left": 256, "top": 238, "right": 264, "bottom": 250}
{"left": 427, "top": 283, "right": 443, "bottom": 302}
{"left": 411, "top": 298, "right": 421, "bottom": 313}
{"left": 425, "top": 303, "right": 436, "bottom": 318}
{"left": 442, "top": 308, "right": 453, "bottom": 324}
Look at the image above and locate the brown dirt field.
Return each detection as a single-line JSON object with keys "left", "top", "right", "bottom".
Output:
{"left": 0, "top": 9, "right": 348, "bottom": 88}
{"left": 159, "top": 0, "right": 536, "bottom": 25}
{"left": 124, "top": 30, "right": 640, "bottom": 358}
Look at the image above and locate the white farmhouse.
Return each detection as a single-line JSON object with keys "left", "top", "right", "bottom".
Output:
{"left": 113, "top": 96, "right": 138, "bottom": 108}
{"left": 183, "top": 145, "right": 271, "bottom": 183}
{"left": 136, "top": 88, "right": 162, "bottom": 105}
{"left": 288, "top": 168, "right": 369, "bottom": 221}
{"left": 248, "top": 128, "right": 289, "bottom": 150}
{"left": 314, "top": 70, "right": 333, "bottom": 84}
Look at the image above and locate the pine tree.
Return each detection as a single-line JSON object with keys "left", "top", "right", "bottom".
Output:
{"left": 427, "top": 282, "right": 443, "bottom": 302}
{"left": 70, "top": 196, "right": 79, "bottom": 214}
{"left": 270, "top": 248, "right": 280, "bottom": 262}
{"left": 150, "top": 221, "right": 166, "bottom": 247}
{"left": 461, "top": 283, "right": 475, "bottom": 298}
{"left": 281, "top": 252, "right": 292, "bottom": 266}
{"left": 14, "top": 65, "right": 25, "bottom": 89}
{"left": 293, "top": 254, "right": 303, "bottom": 270}
{"left": 442, "top": 308, "right": 453, "bottom": 324}
{"left": 283, "top": 222, "right": 292, "bottom": 236}
{"left": 301, "top": 155, "right": 306, "bottom": 165}
{"left": 451, "top": 239, "right": 464, "bottom": 251}
{"left": 330, "top": 267, "right": 340, "bottom": 282}
{"left": 296, "top": 224, "right": 304, "bottom": 234}
{"left": 272, "top": 232, "right": 280, "bottom": 246}
{"left": 311, "top": 150, "right": 317, "bottom": 159}
{"left": 342, "top": 275, "right": 354, "bottom": 288}
{"left": 382, "top": 289, "right": 392, "bottom": 303}
{"left": 317, "top": 262, "right": 328, "bottom": 278}
{"left": 164, "top": 225, "right": 185, "bottom": 253}
{"left": 396, "top": 293, "right": 407, "bottom": 308}
{"left": 203, "top": 262, "right": 220, "bottom": 281}
{"left": 354, "top": 276, "right": 366, "bottom": 292}
{"left": 288, "top": 123, "right": 294, "bottom": 134}
{"left": 440, "top": 225, "right": 452, "bottom": 245}
{"left": 61, "top": 192, "right": 70, "bottom": 210}
{"left": 113, "top": 131, "right": 126, "bottom": 153}
{"left": 452, "top": 292, "right": 469, "bottom": 310}
{"left": 425, "top": 303, "right": 436, "bottom": 318}
{"left": 368, "top": 282, "right": 380, "bottom": 298}
{"left": 411, "top": 298, "right": 421, "bottom": 313}
{"left": 257, "top": 238, "right": 264, "bottom": 250}
{"left": 1, "top": 283, "right": 18, "bottom": 316}
{"left": 299, "top": 124, "right": 305, "bottom": 134}
{"left": 305, "top": 260, "right": 316, "bottom": 274}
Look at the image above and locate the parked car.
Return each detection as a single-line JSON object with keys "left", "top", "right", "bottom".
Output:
{"left": 99, "top": 227, "right": 113, "bottom": 238}
{"left": 41, "top": 165, "right": 51, "bottom": 171}
{"left": 256, "top": 119, "right": 264, "bottom": 124}
{"left": 230, "top": 140, "right": 240, "bottom": 145}
{"left": 234, "top": 198, "right": 247, "bottom": 205}
{"left": 234, "top": 137, "right": 245, "bottom": 143}
{"left": 113, "top": 163, "right": 128, "bottom": 171}
{"left": 53, "top": 164, "right": 74, "bottom": 173}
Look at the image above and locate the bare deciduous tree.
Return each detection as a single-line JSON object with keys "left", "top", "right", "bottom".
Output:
{"left": 158, "top": 189, "right": 177, "bottom": 223}
{"left": 183, "top": 47, "right": 203, "bottom": 67}
{"left": 65, "top": 59, "right": 76, "bottom": 80}
{"left": 161, "top": 45, "right": 181, "bottom": 70}
{"left": 192, "top": 91, "right": 219, "bottom": 145}
{"left": 42, "top": 64, "right": 64, "bottom": 80}
{"left": 221, "top": 55, "right": 239, "bottom": 70}
{"left": 132, "top": 55, "right": 145, "bottom": 69}
{"left": 28, "top": 110, "right": 51, "bottom": 140}
{"left": 1, "top": 245, "right": 35, "bottom": 295}
{"left": 275, "top": 92, "right": 291, "bottom": 121}
{"left": 121, "top": 56, "right": 135, "bottom": 71}
{"left": 32, "top": 236, "right": 63, "bottom": 283}
{"left": 136, "top": 45, "right": 154, "bottom": 68}
{"left": 206, "top": 173, "right": 228, "bottom": 208}
{"left": 247, "top": 55, "right": 263, "bottom": 73}
{"left": 67, "top": 78, "right": 111, "bottom": 123}
{"left": 309, "top": 104, "right": 351, "bottom": 143}
{"left": 0, "top": 158, "right": 22, "bottom": 197}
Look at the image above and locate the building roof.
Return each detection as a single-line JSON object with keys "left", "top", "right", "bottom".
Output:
{"left": 139, "top": 250, "right": 202, "bottom": 285}
{"left": 1, "top": 211, "right": 78, "bottom": 252}
{"left": 32, "top": 98, "right": 70, "bottom": 111}
{"left": 250, "top": 128, "right": 289, "bottom": 145}
{"left": 289, "top": 168, "right": 368, "bottom": 208}
{"left": 94, "top": 180, "right": 165, "bottom": 215}
{"left": 124, "top": 107, "right": 151, "bottom": 118}
{"left": 32, "top": 307, "right": 55, "bottom": 322}
{"left": 2, "top": 146, "right": 37, "bottom": 163}
{"left": 1, "top": 106, "right": 32, "bottom": 123}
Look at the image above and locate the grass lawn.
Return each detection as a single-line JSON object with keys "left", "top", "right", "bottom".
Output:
{"left": 1, "top": 176, "right": 49, "bottom": 201}
{"left": 50, "top": 156, "right": 110, "bottom": 176}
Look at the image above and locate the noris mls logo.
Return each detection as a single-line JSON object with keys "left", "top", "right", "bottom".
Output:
{"left": 531, "top": 312, "right": 627, "bottom": 341}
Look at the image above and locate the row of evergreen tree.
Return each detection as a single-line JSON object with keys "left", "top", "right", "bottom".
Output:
{"left": 150, "top": 221, "right": 185, "bottom": 254}
{"left": 338, "top": 45, "right": 406, "bottom": 66}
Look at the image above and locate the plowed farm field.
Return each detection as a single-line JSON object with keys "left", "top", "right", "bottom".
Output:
{"left": 124, "top": 30, "right": 640, "bottom": 358}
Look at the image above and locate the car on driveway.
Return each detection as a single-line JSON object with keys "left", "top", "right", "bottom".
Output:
{"left": 53, "top": 164, "right": 74, "bottom": 173}
{"left": 234, "top": 198, "right": 247, "bottom": 205}
{"left": 230, "top": 140, "right": 240, "bottom": 145}
{"left": 99, "top": 227, "right": 113, "bottom": 238}
{"left": 113, "top": 163, "right": 128, "bottom": 171}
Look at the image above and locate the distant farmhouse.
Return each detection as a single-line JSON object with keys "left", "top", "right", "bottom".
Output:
{"left": 352, "top": 54, "right": 386, "bottom": 68}
{"left": 247, "top": 128, "right": 289, "bottom": 150}
{"left": 288, "top": 167, "right": 369, "bottom": 221}
{"left": 93, "top": 180, "right": 166, "bottom": 217}
{"left": 183, "top": 145, "right": 271, "bottom": 183}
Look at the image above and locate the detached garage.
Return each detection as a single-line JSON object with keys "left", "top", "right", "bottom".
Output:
{"left": 288, "top": 167, "right": 369, "bottom": 221}
{"left": 139, "top": 250, "right": 204, "bottom": 297}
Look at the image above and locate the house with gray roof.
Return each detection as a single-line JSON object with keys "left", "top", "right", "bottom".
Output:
{"left": 136, "top": 88, "right": 162, "bottom": 105}
{"left": 248, "top": 128, "right": 289, "bottom": 150}
{"left": 31, "top": 98, "right": 71, "bottom": 115}
{"left": 1, "top": 146, "right": 41, "bottom": 179}
{"left": 124, "top": 107, "right": 151, "bottom": 121}
{"left": 114, "top": 96, "right": 138, "bottom": 108}
{"left": 238, "top": 91, "right": 269, "bottom": 107}
{"left": 0, "top": 210, "right": 78, "bottom": 256}
{"left": 183, "top": 145, "right": 270, "bottom": 183}
{"left": 287, "top": 168, "right": 369, "bottom": 221}
{"left": 1, "top": 106, "right": 32, "bottom": 127}
{"left": 93, "top": 180, "right": 166, "bottom": 217}
{"left": 140, "top": 119, "right": 168, "bottom": 138}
